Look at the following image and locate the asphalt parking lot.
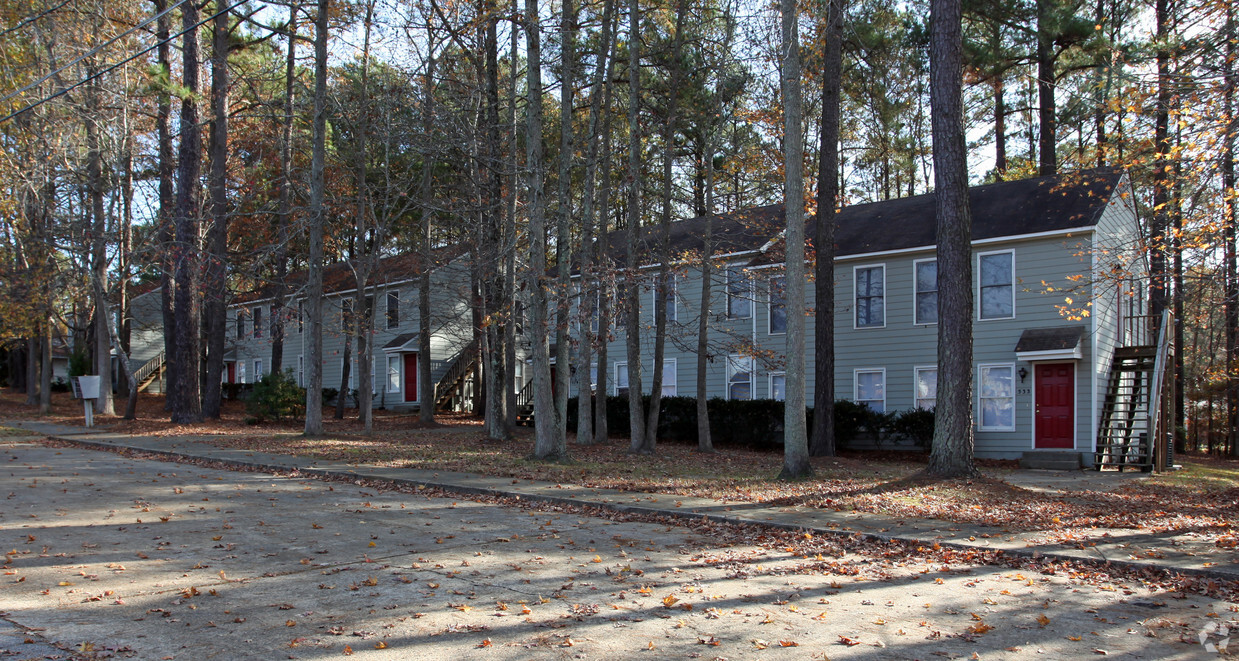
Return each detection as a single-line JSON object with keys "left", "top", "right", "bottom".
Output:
{"left": 1, "top": 438, "right": 1233, "bottom": 659}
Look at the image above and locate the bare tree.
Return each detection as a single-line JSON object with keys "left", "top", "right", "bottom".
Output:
{"left": 304, "top": 0, "right": 330, "bottom": 436}
{"left": 623, "top": 0, "right": 647, "bottom": 454}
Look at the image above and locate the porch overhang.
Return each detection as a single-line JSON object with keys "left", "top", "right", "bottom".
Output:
{"left": 1014, "top": 326, "right": 1086, "bottom": 362}
{"left": 382, "top": 333, "right": 419, "bottom": 353}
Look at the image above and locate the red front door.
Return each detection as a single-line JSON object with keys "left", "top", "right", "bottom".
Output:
{"left": 1034, "top": 363, "right": 1074, "bottom": 449}
{"left": 403, "top": 353, "right": 418, "bottom": 403}
{"left": 226, "top": 362, "right": 235, "bottom": 384}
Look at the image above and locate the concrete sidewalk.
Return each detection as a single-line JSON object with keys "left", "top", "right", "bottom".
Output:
{"left": 5, "top": 419, "right": 1236, "bottom": 583}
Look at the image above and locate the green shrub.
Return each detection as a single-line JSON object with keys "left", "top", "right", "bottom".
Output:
{"left": 891, "top": 408, "right": 935, "bottom": 448}
{"left": 50, "top": 377, "right": 71, "bottom": 393}
{"left": 68, "top": 349, "right": 89, "bottom": 378}
{"left": 321, "top": 387, "right": 339, "bottom": 405}
{"left": 246, "top": 370, "right": 306, "bottom": 422}
{"left": 831, "top": 399, "right": 868, "bottom": 447}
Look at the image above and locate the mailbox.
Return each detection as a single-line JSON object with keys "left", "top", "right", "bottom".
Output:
{"left": 75, "top": 375, "right": 101, "bottom": 400}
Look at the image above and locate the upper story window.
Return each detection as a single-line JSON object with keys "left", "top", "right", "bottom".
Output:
{"left": 341, "top": 299, "right": 353, "bottom": 333}
{"left": 979, "top": 250, "right": 1015, "bottom": 320}
{"left": 769, "top": 276, "right": 787, "bottom": 335}
{"left": 727, "top": 267, "right": 751, "bottom": 319}
{"left": 252, "top": 307, "right": 263, "bottom": 338}
{"left": 236, "top": 311, "right": 246, "bottom": 340}
{"left": 914, "top": 259, "right": 937, "bottom": 325}
{"left": 663, "top": 277, "right": 677, "bottom": 324}
{"left": 854, "top": 265, "right": 885, "bottom": 328}
{"left": 297, "top": 301, "right": 303, "bottom": 333}
{"left": 386, "top": 291, "right": 399, "bottom": 329}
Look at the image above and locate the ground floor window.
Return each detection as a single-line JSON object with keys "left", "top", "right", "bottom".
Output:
{"left": 253, "top": 359, "right": 263, "bottom": 381}
{"left": 978, "top": 363, "right": 1015, "bottom": 430}
{"left": 769, "top": 372, "right": 786, "bottom": 401}
{"left": 297, "top": 356, "right": 304, "bottom": 386}
{"left": 615, "top": 362, "right": 629, "bottom": 397}
{"left": 855, "top": 369, "right": 885, "bottom": 412}
{"left": 661, "top": 359, "right": 677, "bottom": 397}
{"left": 914, "top": 366, "right": 937, "bottom": 410}
{"left": 727, "top": 355, "right": 753, "bottom": 400}
{"left": 238, "top": 361, "right": 247, "bottom": 384}
{"left": 387, "top": 355, "right": 400, "bottom": 393}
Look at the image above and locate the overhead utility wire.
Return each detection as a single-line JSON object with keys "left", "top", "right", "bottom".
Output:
{"left": 0, "top": 0, "right": 189, "bottom": 109}
{"left": 0, "top": 0, "right": 74, "bottom": 41}
{"left": 0, "top": 0, "right": 249, "bottom": 126}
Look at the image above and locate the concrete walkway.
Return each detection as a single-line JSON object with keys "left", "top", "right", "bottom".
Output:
{"left": 5, "top": 419, "right": 1236, "bottom": 583}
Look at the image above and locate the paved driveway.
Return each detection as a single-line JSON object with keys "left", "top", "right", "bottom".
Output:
{"left": 0, "top": 438, "right": 1231, "bottom": 659}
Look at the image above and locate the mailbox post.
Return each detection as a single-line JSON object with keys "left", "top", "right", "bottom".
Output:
{"left": 74, "top": 376, "right": 101, "bottom": 427}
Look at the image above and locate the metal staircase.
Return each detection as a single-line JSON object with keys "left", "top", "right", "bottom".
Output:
{"left": 433, "top": 339, "right": 478, "bottom": 412}
{"left": 1095, "top": 311, "right": 1172, "bottom": 471}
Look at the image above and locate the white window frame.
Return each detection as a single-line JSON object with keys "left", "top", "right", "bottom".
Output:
{"left": 913, "top": 365, "right": 937, "bottom": 410}
{"left": 252, "top": 306, "right": 263, "bottom": 338}
{"left": 236, "top": 310, "right": 246, "bottom": 340}
{"left": 614, "top": 361, "right": 629, "bottom": 397}
{"left": 726, "top": 354, "right": 754, "bottom": 401}
{"left": 768, "top": 371, "right": 786, "bottom": 401}
{"left": 977, "top": 362, "right": 1016, "bottom": 431}
{"left": 660, "top": 358, "right": 677, "bottom": 397}
{"left": 978, "top": 249, "right": 1016, "bottom": 321}
{"left": 854, "top": 368, "right": 886, "bottom": 412}
{"left": 297, "top": 301, "right": 303, "bottom": 333}
{"left": 726, "top": 266, "right": 752, "bottom": 320}
{"left": 853, "top": 264, "right": 886, "bottom": 329}
{"left": 386, "top": 355, "right": 401, "bottom": 393}
{"left": 913, "top": 258, "right": 938, "bottom": 326}
{"left": 386, "top": 291, "right": 399, "bottom": 329}
{"left": 253, "top": 358, "right": 263, "bottom": 380}
{"left": 768, "top": 276, "right": 787, "bottom": 335}
{"left": 297, "top": 355, "right": 304, "bottom": 386}
{"left": 238, "top": 360, "right": 247, "bottom": 384}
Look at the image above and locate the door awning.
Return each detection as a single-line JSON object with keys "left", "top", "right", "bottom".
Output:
{"left": 1014, "top": 326, "right": 1086, "bottom": 361}
{"left": 382, "top": 333, "right": 419, "bottom": 353}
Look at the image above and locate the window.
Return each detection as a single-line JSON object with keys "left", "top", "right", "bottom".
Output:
{"left": 615, "top": 362, "right": 629, "bottom": 397}
{"left": 979, "top": 251, "right": 1015, "bottom": 320}
{"left": 297, "top": 301, "right": 303, "bottom": 333}
{"left": 914, "top": 366, "right": 937, "bottom": 410}
{"left": 297, "top": 355, "right": 304, "bottom": 386}
{"left": 589, "top": 364, "right": 598, "bottom": 391}
{"left": 385, "top": 291, "right": 399, "bottom": 329}
{"left": 660, "top": 359, "right": 677, "bottom": 397}
{"left": 238, "top": 360, "right": 247, "bottom": 384}
{"left": 387, "top": 355, "right": 401, "bottom": 392}
{"left": 769, "top": 372, "right": 786, "bottom": 401}
{"left": 855, "top": 265, "right": 885, "bottom": 328}
{"left": 341, "top": 299, "right": 353, "bottom": 332}
{"left": 589, "top": 289, "right": 602, "bottom": 334}
{"left": 727, "top": 354, "right": 753, "bottom": 400}
{"left": 236, "top": 311, "right": 245, "bottom": 340}
{"left": 514, "top": 361, "right": 525, "bottom": 393}
{"left": 252, "top": 307, "right": 263, "bottom": 338}
{"left": 727, "top": 267, "right": 751, "bottom": 319}
{"left": 978, "top": 364, "right": 1015, "bottom": 430}
{"left": 855, "top": 369, "right": 886, "bottom": 412}
{"left": 253, "top": 359, "right": 264, "bottom": 380}
{"left": 661, "top": 277, "right": 677, "bottom": 324}
{"left": 769, "top": 276, "right": 787, "bottom": 334}
{"left": 914, "top": 259, "right": 938, "bottom": 325}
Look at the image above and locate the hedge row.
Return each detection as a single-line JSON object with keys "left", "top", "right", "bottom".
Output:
{"left": 564, "top": 395, "right": 934, "bottom": 450}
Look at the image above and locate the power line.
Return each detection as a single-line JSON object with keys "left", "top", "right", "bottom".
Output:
{"left": 0, "top": 0, "right": 73, "bottom": 41}
{"left": 0, "top": 0, "right": 189, "bottom": 110}
{"left": 0, "top": 0, "right": 250, "bottom": 126}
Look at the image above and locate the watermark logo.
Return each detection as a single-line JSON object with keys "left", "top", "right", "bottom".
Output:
{"left": 1199, "top": 621, "right": 1231, "bottom": 655}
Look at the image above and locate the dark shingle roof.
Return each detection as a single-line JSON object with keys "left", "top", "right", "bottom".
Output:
{"left": 594, "top": 204, "right": 786, "bottom": 268}
{"left": 234, "top": 244, "right": 466, "bottom": 304}
{"left": 753, "top": 168, "right": 1125, "bottom": 265}
{"left": 1014, "top": 326, "right": 1087, "bottom": 353}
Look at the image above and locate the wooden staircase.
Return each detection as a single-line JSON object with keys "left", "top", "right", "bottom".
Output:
{"left": 132, "top": 351, "right": 166, "bottom": 393}
{"left": 433, "top": 340, "right": 478, "bottom": 412}
{"left": 1095, "top": 311, "right": 1172, "bottom": 471}
{"left": 514, "top": 381, "right": 534, "bottom": 426}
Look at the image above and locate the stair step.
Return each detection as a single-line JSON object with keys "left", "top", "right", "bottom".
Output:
{"left": 1019, "top": 451, "right": 1083, "bottom": 470}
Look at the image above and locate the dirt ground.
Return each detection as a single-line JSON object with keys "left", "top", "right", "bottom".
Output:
{"left": 1, "top": 437, "right": 1235, "bottom": 660}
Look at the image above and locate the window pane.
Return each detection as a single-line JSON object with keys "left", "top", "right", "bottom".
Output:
{"left": 856, "top": 266, "right": 884, "bottom": 327}
{"left": 980, "top": 253, "right": 1014, "bottom": 319}
{"left": 980, "top": 366, "right": 1012, "bottom": 398}
{"left": 769, "top": 277, "right": 787, "bottom": 334}
{"left": 387, "top": 292, "right": 399, "bottom": 329}
{"left": 253, "top": 308, "right": 263, "bottom": 338}
{"left": 666, "top": 279, "right": 677, "bottom": 324}
{"left": 916, "top": 261, "right": 937, "bottom": 291}
{"left": 770, "top": 374, "right": 786, "bottom": 401}
{"left": 727, "top": 268, "right": 750, "bottom": 319}
{"left": 387, "top": 356, "right": 400, "bottom": 391}
{"left": 616, "top": 364, "right": 629, "bottom": 391}
{"left": 661, "top": 361, "right": 676, "bottom": 397}
{"left": 981, "top": 397, "right": 1014, "bottom": 428}
{"left": 916, "top": 368, "right": 937, "bottom": 409}
{"left": 728, "top": 355, "right": 751, "bottom": 400}
{"left": 980, "top": 253, "right": 1012, "bottom": 286}
{"left": 916, "top": 261, "right": 938, "bottom": 324}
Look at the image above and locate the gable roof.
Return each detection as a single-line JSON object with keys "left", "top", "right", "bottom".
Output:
{"left": 593, "top": 204, "right": 786, "bottom": 268}
{"left": 233, "top": 244, "right": 466, "bottom": 305}
{"left": 752, "top": 168, "right": 1125, "bottom": 266}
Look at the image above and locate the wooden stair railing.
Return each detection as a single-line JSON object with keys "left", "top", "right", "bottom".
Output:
{"left": 132, "top": 350, "right": 166, "bottom": 392}
{"left": 433, "top": 339, "right": 479, "bottom": 411}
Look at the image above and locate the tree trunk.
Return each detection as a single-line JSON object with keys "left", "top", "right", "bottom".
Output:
{"left": 810, "top": 0, "right": 843, "bottom": 458}
{"left": 85, "top": 66, "right": 114, "bottom": 418}
{"left": 504, "top": 21, "right": 519, "bottom": 431}
{"left": 171, "top": 0, "right": 203, "bottom": 424}
{"left": 1036, "top": 0, "right": 1056, "bottom": 176}
{"left": 353, "top": 2, "right": 375, "bottom": 434}
{"left": 202, "top": 1, "right": 231, "bottom": 419}
{"left": 926, "top": 0, "right": 977, "bottom": 478}
{"left": 1225, "top": 1, "right": 1238, "bottom": 457}
{"left": 575, "top": 0, "right": 616, "bottom": 446}
{"left": 155, "top": 0, "right": 177, "bottom": 411}
{"left": 1150, "top": 0, "right": 1170, "bottom": 321}
{"left": 993, "top": 76, "right": 1007, "bottom": 176}
{"left": 624, "top": 0, "right": 646, "bottom": 454}
{"left": 418, "top": 44, "right": 437, "bottom": 425}
{"left": 527, "top": 0, "right": 561, "bottom": 460}
{"left": 695, "top": 135, "right": 715, "bottom": 453}
{"left": 304, "top": 0, "right": 330, "bottom": 436}
{"left": 553, "top": 0, "right": 577, "bottom": 450}
{"left": 271, "top": 6, "right": 298, "bottom": 375}
{"left": 778, "top": 0, "right": 811, "bottom": 479}
{"left": 482, "top": 0, "right": 509, "bottom": 442}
